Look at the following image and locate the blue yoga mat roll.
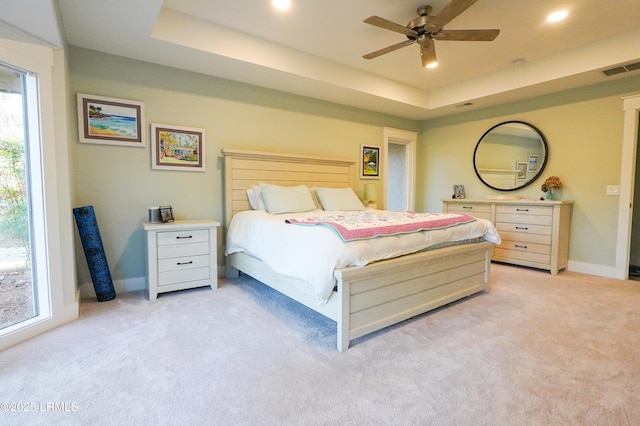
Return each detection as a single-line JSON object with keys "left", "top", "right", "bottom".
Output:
{"left": 73, "top": 206, "right": 116, "bottom": 302}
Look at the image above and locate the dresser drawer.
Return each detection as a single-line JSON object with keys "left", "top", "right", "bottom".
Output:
{"left": 498, "top": 230, "right": 552, "bottom": 245}
{"left": 158, "top": 242, "right": 210, "bottom": 259}
{"left": 496, "top": 213, "right": 552, "bottom": 226}
{"left": 157, "top": 229, "right": 209, "bottom": 246}
{"left": 494, "top": 247, "right": 550, "bottom": 265}
{"left": 446, "top": 204, "right": 491, "bottom": 221}
{"left": 496, "top": 205, "right": 552, "bottom": 216}
{"left": 496, "top": 222, "right": 552, "bottom": 236}
{"left": 497, "top": 240, "right": 551, "bottom": 255}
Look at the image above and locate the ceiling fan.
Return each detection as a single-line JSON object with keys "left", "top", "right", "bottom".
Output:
{"left": 362, "top": 0, "right": 499, "bottom": 68}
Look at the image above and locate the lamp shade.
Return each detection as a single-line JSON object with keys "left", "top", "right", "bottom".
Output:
{"left": 364, "top": 183, "right": 378, "bottom": 203}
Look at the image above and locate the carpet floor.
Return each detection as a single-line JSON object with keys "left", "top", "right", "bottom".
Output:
{"left": 1, "top": 263, "right": 639, "bottom": 425}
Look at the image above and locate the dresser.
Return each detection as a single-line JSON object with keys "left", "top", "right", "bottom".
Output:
{"left": 143, "top": 220, "right": 220, "bottom": 300}
{"left": 443, "top": 199, "right": 572, "bottom": 274}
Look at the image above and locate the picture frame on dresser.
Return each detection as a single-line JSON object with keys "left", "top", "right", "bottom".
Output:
{"left": 453, "top": 185, "right": 465, "bottom": 199}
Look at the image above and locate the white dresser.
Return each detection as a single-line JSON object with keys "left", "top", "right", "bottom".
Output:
{"left": 143, "top": 220, "right": 220, "bottom": 300}
{"left": 443, "top": 199, "right": 572, "bottom": 274}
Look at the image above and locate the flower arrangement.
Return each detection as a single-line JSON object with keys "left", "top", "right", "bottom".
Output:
{"left": 541, "top": 176, "right": 563, "bottom": 192}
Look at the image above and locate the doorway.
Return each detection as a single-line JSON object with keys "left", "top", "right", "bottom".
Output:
{"left": 616, "top": 95, "right": 640, "bottom": 280}
{"left": 383, "top": 127, "right": 417, "bottom": 211}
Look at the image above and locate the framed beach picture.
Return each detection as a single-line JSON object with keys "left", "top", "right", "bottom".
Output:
{"left": 77, "top": 93, "right": 145, "bottom": 147}
{"left": 360, "top": 144, "right": 380, "bottom": 179}
{"left": 151, "top": 123, "right": 205, "bottom": 171}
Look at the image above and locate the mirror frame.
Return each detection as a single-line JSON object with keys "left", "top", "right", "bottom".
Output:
{"left": 473, "top": 120, "right": 548, "bottom": 192}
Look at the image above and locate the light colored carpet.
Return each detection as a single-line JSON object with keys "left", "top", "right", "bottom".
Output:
{"left": 1, "top": 264, "right": 640, "bottom": 425}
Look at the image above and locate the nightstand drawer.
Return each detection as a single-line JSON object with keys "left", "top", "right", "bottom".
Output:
{"left": 159, "top": 267, "right": 210, "bottom": 286}
{"left": 158, "top": 254, "right": 210, "bottom": 273}
{"left": 158, "top": 242, "right": 209, "bottom": 259}
{"left": 157, "top": 229, "right": 209, "bottom": 246}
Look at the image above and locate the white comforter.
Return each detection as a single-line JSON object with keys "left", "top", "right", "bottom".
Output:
{"left": 225, "top": 210, "right": 501, "bottom": 304}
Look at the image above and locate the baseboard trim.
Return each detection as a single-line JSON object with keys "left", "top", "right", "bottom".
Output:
{"left": 568, "top": 260, "right": 619, "bottom": 279}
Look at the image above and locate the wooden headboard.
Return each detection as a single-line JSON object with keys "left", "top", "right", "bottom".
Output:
{"left": 221, "top": 148, "right": 355, "bottom": 229}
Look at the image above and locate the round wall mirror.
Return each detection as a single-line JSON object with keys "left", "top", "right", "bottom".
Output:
{"left": 473, "top": 121, "right": 548, "bottom": 191}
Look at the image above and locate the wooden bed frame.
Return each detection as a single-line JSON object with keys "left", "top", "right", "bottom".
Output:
{"left": 222, "top": 148, "right": 493, "bottom": 351}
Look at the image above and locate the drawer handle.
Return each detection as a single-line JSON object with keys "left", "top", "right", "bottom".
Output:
{"left": 177, "top": 261, "right": 193, "bottom": 265}
{"left": 176, "top": 235, "right": 193, "bottom": 239}
{"left": 516, "top": 208, "right": 529, "bottom": 212}
{"left": 462, "top": 206, "right": 473, "bottom": 209}
{"left": 515, "top": 244, "right": 528, "bottom": 249}
{"left": 515, "top": 226, "right": 529, "bottom": 230}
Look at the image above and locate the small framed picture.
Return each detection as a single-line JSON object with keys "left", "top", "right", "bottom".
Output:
{"left": 528, "top": 154, "right": 539, "bottom": 173}
{"left": 151, "top": 123, "right": 205, "bottom": 171}
{"left": 453, "top": 185, "right": 465, "bottom": 199}
{"left": 159, "top": 206, "right": 174, "bottom": 223}
{"left": 516, "top": 161, "right": 528, "bottom": 179}
{"left": 77, "top": 93, "right": 146, "bottom": 147}
{"left": 360, "top": 145, "right": 380, "bottom": 179}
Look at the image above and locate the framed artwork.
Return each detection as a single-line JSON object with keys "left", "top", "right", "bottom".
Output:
{"left": 516, "top": 161, "right": 528, "bottom": 179}
{"left": 360, "top": 145, "right": 380, "bottom": 179}
{"left": 528, "top": 154, "right": 539, "bottom": 173}
{"left": 151, "top": 123, "right": 205, "bottom": 171}
{"left": 77, "top": 93, "right": 145, "bottom": 147}
{"left": 453, "top": 184, "right": 465, "bottom": 199}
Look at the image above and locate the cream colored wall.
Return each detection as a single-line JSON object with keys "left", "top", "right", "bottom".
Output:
{"left": 68, "top": 47, "right": 417, "bottom": 292}
{"left": 418, "top": 94, "right": 633, "bottom": 268}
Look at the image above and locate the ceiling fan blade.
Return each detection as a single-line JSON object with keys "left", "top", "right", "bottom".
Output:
{"left": 363, "top": 16, "right": 418, "bottom": 37}
{"left": 420, "top": 39, "right": 437, "bottom": 68}
{"left": 434, "top": 29, "right": 500, "bottom": 41}
{"left": 433, "top": 0, "right": 479, "bottom": 30}
{"left": 363, "top": 39, "right": 416, "bottom": 59}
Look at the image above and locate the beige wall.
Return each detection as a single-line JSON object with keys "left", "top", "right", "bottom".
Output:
{"left": 68, "top": 47, "right": 418, "bottom": 293}
{"left": 417, "top": 90, "right": 640, "bottom": 268}
{"left": 68, "top": 45, "right": 640, "bottom": 289}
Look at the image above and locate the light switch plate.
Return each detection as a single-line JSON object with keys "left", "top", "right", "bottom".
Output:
{"left": 606, "top": 185, "right": 620, "bottom": 195}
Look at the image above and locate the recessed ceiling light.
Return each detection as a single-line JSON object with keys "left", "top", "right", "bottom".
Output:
{"left": 547, "top": 10, "right": 568, "bottom": 23}
{"left": 272, "top": 0, "right": 291, "bottom": 10}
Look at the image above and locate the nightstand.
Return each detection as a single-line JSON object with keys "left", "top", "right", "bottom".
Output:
{"left": 143, "top": 220, "right": 220, "bottom": 300}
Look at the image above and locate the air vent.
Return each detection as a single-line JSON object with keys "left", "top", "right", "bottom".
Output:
{"left": 601, "top": 61, "right": 640, "bottom": 77}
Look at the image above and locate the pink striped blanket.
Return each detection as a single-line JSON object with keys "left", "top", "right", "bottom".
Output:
{"left": 285, "top": 210, "right": 476, "bottom": 241}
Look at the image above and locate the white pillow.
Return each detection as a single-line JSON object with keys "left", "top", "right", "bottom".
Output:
{"left": 314, "top": 187, "right": 365, "bottom": 211}
{"left": 259, "top": 183, "right": 316, "bottom": 214}
{"left": 246, "top": 185, "right": 266, "bottom": 210}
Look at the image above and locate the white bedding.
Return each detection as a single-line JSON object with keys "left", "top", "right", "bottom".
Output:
{"left": 226, "top": 209, "right": 501, "bottom": 304}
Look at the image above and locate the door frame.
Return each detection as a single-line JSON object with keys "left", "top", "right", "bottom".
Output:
{"left": 383, "top": 127, "right": 417, "bottom": 211}
{"left": 615, "top": 94, "right": 640, "bottom": 279}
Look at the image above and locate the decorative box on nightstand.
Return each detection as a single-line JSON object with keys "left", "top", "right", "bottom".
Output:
{"left": 143, "top": 220, "right": 220, "bottom": 301}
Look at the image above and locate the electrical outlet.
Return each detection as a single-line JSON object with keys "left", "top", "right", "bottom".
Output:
{"left": 606, "top": 185, "right": 620, "bottom": 196}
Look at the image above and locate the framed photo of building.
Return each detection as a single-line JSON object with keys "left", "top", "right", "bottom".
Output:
{"left": 151, "top": 123, "right": 205, "bottom": 171}
{"left": 77, "top": 93, "right": 145, "bottom": 147}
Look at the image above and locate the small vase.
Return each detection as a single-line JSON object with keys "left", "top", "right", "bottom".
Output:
{"left": 546, "top": 190, "right": 553, "bottom": 200}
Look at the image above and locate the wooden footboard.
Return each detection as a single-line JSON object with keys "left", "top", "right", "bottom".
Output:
{"left": 227, "top": 241, "right": 492, "bottom": 351}
{"left": 334, "top": 241, "right": 492, "bottom": 351}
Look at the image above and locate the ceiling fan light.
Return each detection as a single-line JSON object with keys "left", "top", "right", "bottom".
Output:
{"left": 547, "top": 10, "right": 568, "bottom": 23}
{"left": 272, "top": 0, "right": 291, "bottom": 11}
